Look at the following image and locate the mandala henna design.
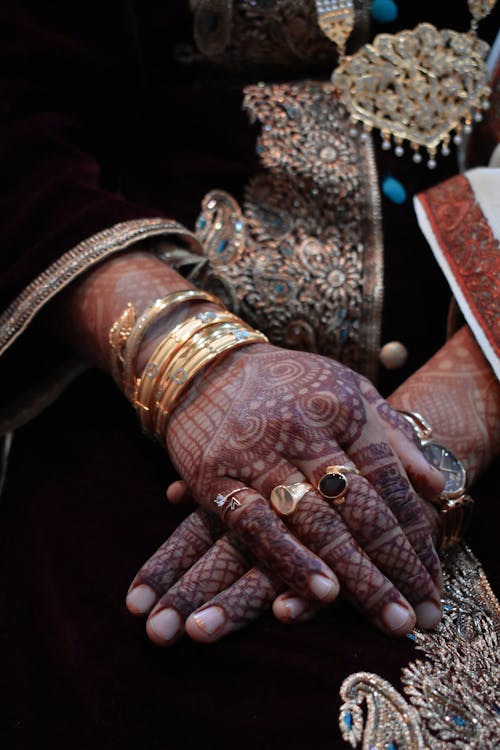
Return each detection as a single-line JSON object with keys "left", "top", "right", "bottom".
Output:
{"left": 165, "top": 344, "right": 440, "bottom": 619}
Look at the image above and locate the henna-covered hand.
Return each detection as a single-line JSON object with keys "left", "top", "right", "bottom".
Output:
{"left": 128, "top": 343, "right": 445, "bottom": 645}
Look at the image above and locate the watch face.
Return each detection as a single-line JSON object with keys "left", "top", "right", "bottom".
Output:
{"left": 421, "top": 440, "right": 467, "bottom": 498}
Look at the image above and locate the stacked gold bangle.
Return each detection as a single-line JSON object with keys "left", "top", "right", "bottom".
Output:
{"left": 153, "top": 321, "right": 267, "bottom": 438}
{"left": 108, "top": 289, "right": 224, "bottom": 399}
{"left": 109, "top": 290, "right": 268, "bottom": 443}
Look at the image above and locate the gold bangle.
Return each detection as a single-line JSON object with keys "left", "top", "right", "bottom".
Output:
{"left": 134, "top": 311, "right": 244, "bottom": 432}
{"left": 154, "top": 322, "right": 254, "bottom": 419}
{"left": 153, "top": 323, "right": 267, "bottom": 439}
{"left": 108, "top": 302, "right": 136, "bottom": 386}
{"left": 109, "top": 289, "right": 224, "bottom": 398}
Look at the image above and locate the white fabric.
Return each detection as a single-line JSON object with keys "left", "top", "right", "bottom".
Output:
{"left": 489, "top": 143, "right": 500, "bottom": 167}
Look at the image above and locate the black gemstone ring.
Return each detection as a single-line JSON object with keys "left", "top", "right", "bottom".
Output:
{"left": 317, "top": 465, "right": 360, "bottom": 504}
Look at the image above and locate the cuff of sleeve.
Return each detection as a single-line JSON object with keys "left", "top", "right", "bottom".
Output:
{"left": 0, "top": 218, "right": 203, "bottom": 433}
{"left": 0, "top": 217, "right": 202, "bottom": 357}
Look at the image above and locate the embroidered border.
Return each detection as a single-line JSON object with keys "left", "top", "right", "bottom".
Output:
{"left": 339, "top": 544, "right": 500, "bottom": 749}
{"left": 193, "top": 81, "right": 384, "bottom": 380}
{"left": 418, "top": 175, "right": 500, "bottom": 359}
{"left": 0, "top": 219, "right": 202, "bottom": 357}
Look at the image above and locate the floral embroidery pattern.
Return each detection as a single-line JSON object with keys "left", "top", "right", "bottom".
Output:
{"left": 339, "top": 544, "right": 500, "bottom": 749}
{"left": 193, "top": 81, "right": 384, "bottom": 380}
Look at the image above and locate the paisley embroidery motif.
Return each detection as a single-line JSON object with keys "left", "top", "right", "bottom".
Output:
{"left": 339, "top": 544, "right": 500, "bottom": 749}
{"left": 193, "top": 81, "right": 384, "bottom": 380}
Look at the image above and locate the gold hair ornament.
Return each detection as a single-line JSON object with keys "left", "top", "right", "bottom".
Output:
{"left": 315, "top": 0, "right": 497, "bottom": 168}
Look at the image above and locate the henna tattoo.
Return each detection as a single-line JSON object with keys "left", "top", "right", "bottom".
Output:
{"left": 363, "top": 460, "right": 440, "bottom": 584}
{"left": 167, "top": 345, "right": 368, "bottom": 491}
{"left": 165, "top": 342, "right": 441, "bottom": 619}
{"left": 133, "top": 509, "right": 223, "bottom": 594}
{"left": 350, "top": 441, "right": 393, "bottom": 466}
{"left": 224, "top": 495, "right": 328, "bottom": 596}
{"left": 50, "top": 251, "right": 197, "bottom": 374}
{"left": 389, "top": 326, "right": 500, "bottom": 483}
{"left": 153, "top": 534, "right": 250, "bottom": 620}
{"left": 288, "top": 496, "right": 414, "bottom": 625}
{"left": 376, "top": 402, "right": 420, "bottom": 446}
{"left": 192, "top": 567, "right": 282, "bottom": 637}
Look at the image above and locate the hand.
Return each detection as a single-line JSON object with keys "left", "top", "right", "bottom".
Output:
{"left": 127, "top": 344, "right": 444, "bottom": 644}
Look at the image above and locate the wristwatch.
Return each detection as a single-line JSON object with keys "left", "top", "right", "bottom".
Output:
{"left": 398, "top": 410, "right": 474, "bottom": 550}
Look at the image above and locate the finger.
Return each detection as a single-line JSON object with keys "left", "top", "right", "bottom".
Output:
{"left": 146, "top": 533, "right": 252, "bottom": 646}
{"left": 201, "top": 477, "right": 340, "bottom": 603}
{"left": 285, "top": 491, "right": 422, "bottom": 635}
{"left": 357, "top": 378, "right": 445, "bottom": 499}
{"left": 292, "top": 451, "right": 441, "bottom": 621}
{"left": 293, "top": 488, "right": 441, "bottom": 634}
{"left": 126, "top": 508, "right": 222, "bottom": 616}
{"left": 165, "top": 479, "right": 192, "bottom": 505}
{"left": 347, "top": 428, "right": 442, "bottom": 590}
{"left": 272, "top": 590, "right": 321, "bottom": 623}
{"left": 253, "top": 467, "right": 439, "bottom": 633}
{"left": 186, "top": 567, "right": 283, "bottom": 643}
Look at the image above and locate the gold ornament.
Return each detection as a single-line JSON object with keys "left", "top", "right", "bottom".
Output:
{"left": 315, "top": 1, "right": 497, "bottom": 167}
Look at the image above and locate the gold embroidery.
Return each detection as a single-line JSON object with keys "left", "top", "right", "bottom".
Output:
{"left": 339, "top": 672, "right": 425, "bottom": 749}
{"left": 331, "top": 23, "right": 492, "bottom": 162}
{"left": 0, "top": 219, "right": 202, "bottom": 357}
{"left": 192, "top": 81, "right": 384, "bottom": 381}
{"left": 187, "top": 0, "right": 371, "bottom": 70}
{"left": 339, "top": 545, "right": 500, "bottom": 749}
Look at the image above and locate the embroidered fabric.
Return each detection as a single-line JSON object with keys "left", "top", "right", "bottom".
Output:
{"left": 0, "top": 219, "right": 201, "bottom": 357}
{"left": 415, "top": 171, "right": 500, "bottom": 378}
{"left": 186, "top": 0, "right": 370, "bottom": 69}
{"left": 339, "top": 544, "right": 500, "bottom": 749}
{"left": 186, "top": 81, "right": 384, "bottom": 381}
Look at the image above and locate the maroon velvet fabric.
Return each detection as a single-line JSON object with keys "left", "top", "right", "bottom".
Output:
{"left": 0, "top": 3, "right": 499, "bottom": 748}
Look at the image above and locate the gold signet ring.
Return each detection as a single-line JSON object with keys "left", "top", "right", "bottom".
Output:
{"left": 270, "top": 482, "right": 313, "bottom": 516}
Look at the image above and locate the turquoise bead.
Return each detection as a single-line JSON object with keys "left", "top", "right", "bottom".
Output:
{"left": 371, "top": 0, "right": 398, "bottom": 23}
{"left": 382, "top": 176, "right": 407, "bottom": 205}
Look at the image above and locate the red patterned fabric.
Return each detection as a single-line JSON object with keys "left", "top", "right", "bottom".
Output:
{"left": 418, "top": 175, "right": 500, "bottom": 362}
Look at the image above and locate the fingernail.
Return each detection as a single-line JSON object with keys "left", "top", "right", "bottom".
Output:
{"left": 148, "top": 608, "right": 181, "bottom": 642}
{"left": 415, "top": 599, "right": 442, "bottom": 630}
{"left": 382, "top": 602, "right": 414, "bottom": 634}
{"left": 309, "top": 573, "right": 338, "bottom": 601}
{"left": 282, "top": 597, "right": 307, "bottom": 620}
{"left": 191, "top": 606, "right": 225, "bottom": 636}
{"left": 126, "top": 584, "right": 157, "bottom": 614}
